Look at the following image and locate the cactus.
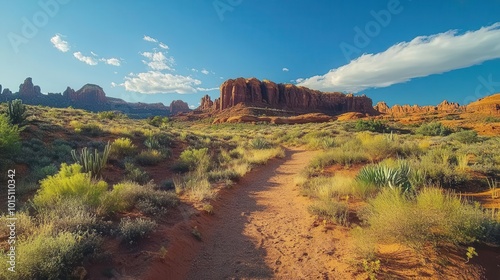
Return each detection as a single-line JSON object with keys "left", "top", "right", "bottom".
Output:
{"left": 71, "top": 142, "right": 111, "bottom": 178}
{"left": 7, "top": 99, "right": 27, "bottom": 125}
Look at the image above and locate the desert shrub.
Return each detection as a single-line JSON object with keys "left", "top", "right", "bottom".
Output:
{"left": 357, "top": 188, "right": 495, "bottom": 252}
{"left": 124, "top": 162, "right": 150, "bottom": 184}
{"left": 71, "top": 142, "right": 111, "bottom": 178}
{"left": 147, "top": 116, "right": 169, "bottom": 127}
{"left": 37, "top": 198, "right": 97, "bottom": 233}
{"left": 97, "top": 111, "right": 126, "bottom": 120}
{"left": 249, "top": 137, "right": 273, "bottom": 149}
{"left": 449, "top": 130, "right": 479, "bottom": 144}
{"left": 119, "top": 217, "right": 157, "bottom": 243}
{"left": 485, "top": 116, "right": 500, "bottom": 123}
{"left": 244, "top": 147, "right": 285, "bottom": 165}
{"left": 308, "top": 199, "right": 349, "bottom": 225}
{"left": 110, "top": 137, "right": 137, "bottom": 158}
{"left": 207, "top": 168, "right": 240, "bottom": 182}
{"left": 32, "top": 164, "right": 58, "bottom": 182}
{"left": 415, "top": 122, "right": 453, "bottom": 136}
{"left": 0, "top": 114, "right": 21, "bottom": 160}
{"left": 0, "top": 229, "right": 101, "bottom": 280}
{"left": 7, "top": 99, "right": 27, "bottom": 125}
{"left": 175, "top": 148, "right": 210, "bottom": 172}
{"left": 355, "top": 119, "right": 388, "bottom": 133}
{"left": 33, "top": 163, "right": 108, "bottom": 208}
{"left": 79, "top": 123, "right": 103, "bottom": 136}
{"left": 300, "top": 175, "right": 354, "bottom": 199}
{"left": 358, "top": 134, "right": 397, "bottom": 162}
{"left": 101, "top": 181, "right": 178, "bottom": 214}
{"left": 173, "top": 174, "right": 214, "bottom": 201}
{"left": 135, "top": 149, "right": 166, "bottom": 166}
{"left": 309, "top": 148, "right": 367, "bottom": 169}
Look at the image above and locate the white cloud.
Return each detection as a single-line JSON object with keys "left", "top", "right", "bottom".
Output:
{"left": 159, "top": 42, "right": 169, "bottom": 49}
{"left": 101, "top": 58, "right": 121, "bottom": 66}
{"left": 201, "top": 69, "right": 210, "bottom": 75}
{"left": 73, "top": 52, "right": 98, "bottom": 66}
{"left": 143, "top": 35, "right": 158, "bottom": 43}
{"left": 196, "top": 87, "right": 219, "bottom": 92}
{"left": 189, "top": 105, "right": 196, "bottom": 109}
{"left": 111, "top": 82, "right": 117, "bottom": 87}
{"left": 91, "top": 51, "right": 98, "bottom": 56}
{"left": 298, "top": 23, "right": 500, "bottom": 92}
{"left": 50, "top": 34, "right": 70, "bottom": 52}
{"left": 141, "top": 51, "right": 174, "bottom": 71}
{"left": 191, "top": 68, "right": 199, "bottom": 72}
{"left": 282, "top": 67, "right": 289, "bottom": 72}
{"left": 123, "top": 71, "right": 201, "bottom": 94}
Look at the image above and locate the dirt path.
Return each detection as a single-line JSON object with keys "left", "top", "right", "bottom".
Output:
{"left": 183, "top": 148, "right": 354, "bottom": 279}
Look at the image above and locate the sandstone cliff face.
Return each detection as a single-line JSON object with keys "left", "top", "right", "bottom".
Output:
{"left": 70, "top": 84, "right": 107, "bottom": 104}
{"left": 199, "top": 95, "right": 214, "bottom": 111}
{"left": 374, "top": 100, "right": 462, "bottom": 116}
{"left": 169, "top": 100, "right": 191, "bottom": 115}
{"left": 466, "top": 94, "right": 500, "bottom": 115}
{"left": 199, "top": 77, "right": 376, "bottom": 115}
{"left": 19, "top": 77, "right": 42, "bottom": 99}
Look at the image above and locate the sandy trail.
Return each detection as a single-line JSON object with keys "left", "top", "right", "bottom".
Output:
{"left": 185, "top": 148, "right": 352, "bottom": 280}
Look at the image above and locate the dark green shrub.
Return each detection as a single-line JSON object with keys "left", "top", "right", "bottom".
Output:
{"left": 0, "top": 114, "right": 21, "bottom": 158}
{"left": 119, "top": 217, "right": 157, "bottom": 243}
{"left": 355, "top": 120, "right": 388, "bottom": 133}
{"left": 135, "top": 149, "right": 166, "bottom": 166}
{"left": 449, "top": 130, "right": 479, "bottom": 144}
{"left": 124, "top": 162, "right": 150, "bottom": 184}
{"left": 97, "top": 111, "right": 126, "bottom": 120}
{"left": 415, "top": 122, "right": 453, "bottom": 136}
{"left": 249, "top": 137, "right": 273, "bottom": 149}
{"left": 147, "top": 116, "right": 169, "bottom": 127}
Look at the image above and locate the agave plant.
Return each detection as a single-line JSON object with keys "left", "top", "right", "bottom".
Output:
{"left": 356, "top": 161, "right": 412, "bottom": 193}
{"left": 71, "top": 142, "right": 111, "bottom": 178}
{"left": 7, "top": 99, "right": 27, "bottom": 125}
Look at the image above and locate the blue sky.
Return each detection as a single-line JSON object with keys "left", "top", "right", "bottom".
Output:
{"left": 1, "top": 0, "right": 500, "bottom": 108}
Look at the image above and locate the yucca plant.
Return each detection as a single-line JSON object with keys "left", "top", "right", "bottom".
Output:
{"left": 356, "top": 161, "right": 412, "bottom": 193}
{"left": 71, "top": 142, "right": 111, "bottom": 178}
{"left": 7, "top": 99, "right": 27, "bottom": 125}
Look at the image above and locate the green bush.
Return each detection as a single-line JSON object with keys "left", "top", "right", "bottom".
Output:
{"left": 249, "top": 137, "right": 273, "bottom": 149}
{"left": 79, "top": 123, "right": 103, "bottom": 136}
{"left": 308, "top": 148, "right": 367, "bottom": 169}
{"left": 97, "top": 111, "right": 126, "bottom": 120}
{"left": 0, "top": 230, "right": 100, "bottom": 280}
{"left": 7, "top": 99, "right": 27, "bottom": 125}
{"left": 355, "top": 119, "right": 388, "bottom": 133}
{"left": 177, "top": 148, "right": 210, "bottom": 172}
{"left": 0, "top": 114, "right": 21, "bottom": 159}
{"left": 33, "top": 163, "right": 108, "bottom": 208}
{"left": 357, "top": 188, "right": 496, "bottom": 252}
{"left": 119, "top": 217, "right": 157, "bottom": 243}
{"left": 415, "top": 122, "right": 453, "bottom": 136}
{"left": 308, "top": 199, "right": 349, "bottom": 225}
{"left": 135, "top": 149, "right": 166, "bottom": 166}
{"left": 110, "top": 137, "right": 137, "bottom": 158}
{"left": 124, "top": 162, "right": 150, "bottom": 184}
{"left": 147, "top": 116, "right": 169, "bottom": 127}
{"left": 71, "top": 142, "right": 111, "bottom": 178}
{"left": 449, "top": 130, "right": 479, "bottom": 144}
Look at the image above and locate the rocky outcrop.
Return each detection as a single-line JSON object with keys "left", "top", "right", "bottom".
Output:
{"left": 201, "top": 77, "right": 376, "bottom": 115}
{"left": 18, "top": 77, "right": 42, "bottom": 99}
{"left": 374, "top": 100, "right": 462, "bottom": 116}
{"left": 213, "top": 113, "right": 335, "bottom": 124}
{"left": 466, "top": 93, "right": 500, "bottom": 115}
{"left": 199, "top": 95, "right": 214, "bottom": 111}
{"left": 69, "top": 84, "right": 107, "bottom": 105}
{"left": 169, "top": 100, "right": 190, "bottom": 115}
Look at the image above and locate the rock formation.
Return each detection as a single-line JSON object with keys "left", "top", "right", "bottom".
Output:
{"left": 466, "top": 93, "right": 500, "bottom": 115}
{"left": 199, "top": 77, "right": 376, "bottom": 115}
{"left": 199, "top": 95, "right": 214, "bottom": 111}
{"left": 69, "top": 84, "right": 108, "bottom": 105}
{"left": 18, "top": 77, "right": 42, "bottom": 99}
{"left": 374, "top": 100, "right": 462, "bottom": 116}
{"left": 169, "top": 100, "right": 190, "bottom": 115}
